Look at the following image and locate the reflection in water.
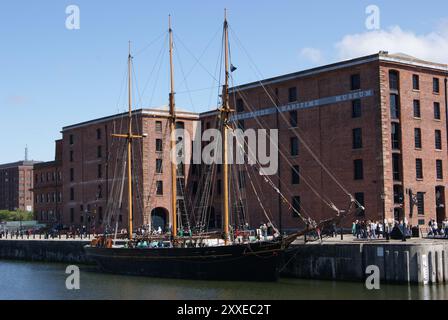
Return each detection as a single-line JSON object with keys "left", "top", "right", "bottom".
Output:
{"left": 0, "top": 261, "right": 447, "bottom": 300}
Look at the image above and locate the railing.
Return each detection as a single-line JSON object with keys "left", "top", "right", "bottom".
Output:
{"left": 0, "top": 231, "right": 97, "bottom": 241}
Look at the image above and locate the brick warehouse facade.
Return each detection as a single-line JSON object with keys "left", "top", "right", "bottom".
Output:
{"left": 226, "top": 52, "right": 448, "bottom": 231}
{"left": 58, "top": 107, "right": 198, "bottom": 232}
{"left": 33, "top": 140, "right": 63, "bottom": 224}
{"left": 34, "top": 52, "right": 448, "bottom": 232}
{"left": 0, "top": 161, "right": 39, "bottom": 212}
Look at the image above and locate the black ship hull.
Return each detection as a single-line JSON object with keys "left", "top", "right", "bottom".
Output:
{"left": 84, "top": 240, "right": 285, "bottom": 281}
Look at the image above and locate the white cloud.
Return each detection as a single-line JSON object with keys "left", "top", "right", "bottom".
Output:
{"left": 299, "top": 47, "right": 324, "bottom": 64}
{"left": 335, "top": 24, "right": 448, "bottom": 64}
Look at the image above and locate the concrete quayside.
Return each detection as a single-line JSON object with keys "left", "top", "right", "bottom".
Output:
{"left": 0, "top": 236, "right": 446, "bottom": 285}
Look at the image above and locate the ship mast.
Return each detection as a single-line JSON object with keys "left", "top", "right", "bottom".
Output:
{"left": 168, "top": 15, "right": 178, "bottom": 240}
{"left": 112, "top": 42, "right": 144, "bottom": 241}
{"left": 221, "top": 9, "right": 231, "bottom": 244}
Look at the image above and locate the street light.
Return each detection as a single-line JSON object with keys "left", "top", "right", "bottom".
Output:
{"left": 381, "top": 193, "right": 389, "bottom": 241}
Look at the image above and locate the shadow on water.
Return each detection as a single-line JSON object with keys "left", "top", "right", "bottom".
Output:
{"left": 0, "top": 260, "right": 447, "bottom": 300}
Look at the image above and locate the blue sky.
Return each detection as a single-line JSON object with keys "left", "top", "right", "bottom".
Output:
{"left": 0, "top": 0, "right": 447, "bottom": 163}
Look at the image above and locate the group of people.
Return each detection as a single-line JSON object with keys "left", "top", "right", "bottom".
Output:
{"left": 352, "top": 220, "right": 386, "bottom": 239}
{"left": 256, "top": 222, "right": 277, "bottom": 241}
{"left": 428, "top": 218, "right": 448, "bottom": 238}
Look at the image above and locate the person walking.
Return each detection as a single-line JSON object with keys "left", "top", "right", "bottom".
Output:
{"left": 443, "top": 219, "right": 448, "bottom": 239}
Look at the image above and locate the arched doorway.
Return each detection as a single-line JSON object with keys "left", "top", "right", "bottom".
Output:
{"left": 151, "top": 207, "right": 169, "bottom": 232}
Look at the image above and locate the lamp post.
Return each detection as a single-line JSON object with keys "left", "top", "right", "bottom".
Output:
{"left": 381, "top": 193, "right": 389, "bottom": 240}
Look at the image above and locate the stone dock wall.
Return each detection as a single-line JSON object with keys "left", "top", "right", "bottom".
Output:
{"left": 282, "top": 241, "right": 448, "bottom": 285}
{"left": 0, "top": 240, "right": 93, "bottom": 264}
{"left": 0, "top": 239, "right": 446, "bottom": 284}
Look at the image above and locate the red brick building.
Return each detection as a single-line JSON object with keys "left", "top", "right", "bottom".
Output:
{"left": 60, "top": 107, "right": 198, "bottom": 232}
{"left": 0, "top": 160, "right": 38, "bottom": 212}
{"left": 36, "top": 52, "right": 448, "bottom": 233}
{"left": 33, "top": 140, "right": 63, "bottom": 224}
{"left": 226, "top": 52, "right": 448, "bottom": 231}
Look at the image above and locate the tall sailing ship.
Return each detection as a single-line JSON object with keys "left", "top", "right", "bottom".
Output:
{"left": 85, "top": 11, "right": 361, "bottom": 281}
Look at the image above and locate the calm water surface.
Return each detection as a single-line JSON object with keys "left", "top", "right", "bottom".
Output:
{"left": 0, "top": 260, "right": 447, "bottom": 300}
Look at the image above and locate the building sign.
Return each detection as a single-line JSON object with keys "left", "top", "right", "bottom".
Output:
{"left": 230, "top": 89, "right": 374, "bottom": 122}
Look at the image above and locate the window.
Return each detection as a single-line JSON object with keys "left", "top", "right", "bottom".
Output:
{"left": 354, "top": 159, "right": 364, "bottom": 180}
{"left": 390, "top": 94, "right": 400, "bottom": 119}
{"left": 389, "top": 71, "right": 399, "bottom": 90}
{"left": 292, "top": 196, "right": 301, "bottom": 217}
{"left": 416, "top": 158, "right": 423, "bottom": 179}
{"left": 70, "top": 208, "right": 74, "bottom": 223}
{"left": 176, "top": 121, "right": 185, "bottom": 130}
{"left": 393, "top": 185, "right": 404, "bottom": 204}
{"left": 434, "top": 102, "right": 441, "bottom": 120}
{"left": 156, "top": 181, "right": 163, "bottom": 195}
{"left": 98, "top": 206, "right": 103, "bottom": 222}
{"left": 156, "top": 139, "right": 163, "bottom": 152}
{"left": 156, "top": 159, "right": 163, "bottom": 174}
{"left": 288, "top": 87, "right": 297, "bottom": 103}
{"left": 351, "top": 74, "right": 361, "bottom": 91}
{"left": 414, "top": 128, "right": 422, "bottom": 149}
{"left": 391, "top": 123, "right": 401, "bottom": 149}
{"left": 97, "top": 145, "right": 102, "bottom": 158}
{"left": 352, "top": 99, "right": 362, "bottom": 118}
{"left": 70, "top": 187, "right": 75, "bottom": 201}
{"left": 236, "top": 98, "right": 244, "bottom": 112}
{"left": 435, "top": 130, "right": 442, "bottom": 150}
{"left": 97, "top": 164, "right": 103, "bottom": 179}
{"left": 291, "top": 165, "right": 300, "bottom": 185}
{"left": 413, "top": 100, "right": 421, "bottom": 118}
{"left": 392, "top": 154, "right": 401, "bottom": 181}
{"left": 155, "top": 121, "right": 162, "bottom": 133}
{"left": 433, "top": 78, "right": 440, "bottom": 93}
{"left": 238, "top": 174, "right": 246, "bottom": 189}
{"left": 96, "top": 128, "right": 102, "bottom": 140}
{"left": 412, "top": 74, "right": 420, "bottom": 90}
{"left": 290, "top": 137, "right": 299, "bottom": 156}
{"left": 69, "top": 134, "right": 74, "bottom": 145}
{"left": 177, "top": 163, "right": 185, "bottom": 176}
{"left": 436, "top": 160, "right": 443, "bottom": 180}
{"left": 217, "top": 180, "right": 221, "bottom": 195}
{"left": 290, "top": 110, "right": 298, "bottom": 127}
{"left": 355, "top": 193, "right": 365, "bottom": 217}
{"left": 417, "top": 192, "right": 425, "bottom": 215}
{"left": 70, "top": 150, "right": 74, "bottom": 162}
{"left": 352, "top": 128, "right": 363, "bottom": 149}
{"left": 70, "top": 168, "right": 74, "bottom": 182}
{"left": 97, "top": 184, "right": 103, "bottom": 199}
{"left": 192, "top": 181, "right": 198, "bottom": 194}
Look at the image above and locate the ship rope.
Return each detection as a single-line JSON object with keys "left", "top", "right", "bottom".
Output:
{"left": 229, "top": 25, "right": 361, "bottom": 209}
